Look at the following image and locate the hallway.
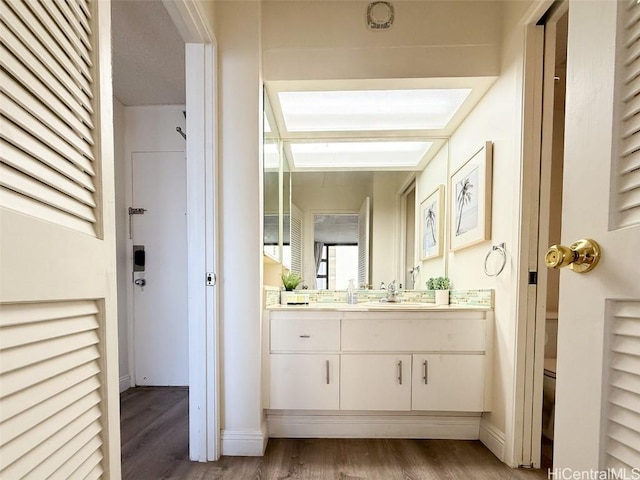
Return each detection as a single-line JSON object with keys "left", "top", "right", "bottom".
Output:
{"left": 120, "top": 387, "right": 548, "bottom": 479}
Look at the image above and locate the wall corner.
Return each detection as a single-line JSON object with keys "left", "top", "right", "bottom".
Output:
{"left": 479, "top": 416, "right": 506, "bottom": 463}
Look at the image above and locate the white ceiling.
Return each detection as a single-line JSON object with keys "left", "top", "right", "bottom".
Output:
{"left": 111, "top": 0, "right": 185, "bottom": 106}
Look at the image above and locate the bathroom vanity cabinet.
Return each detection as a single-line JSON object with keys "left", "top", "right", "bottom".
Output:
{"left": 269, "top": 312, "right": 341, "bottom": 410}
{"left": 266, "top": 308, "right": 492, "bottom": 415}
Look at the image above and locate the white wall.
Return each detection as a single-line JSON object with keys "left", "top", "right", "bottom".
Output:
{"left": 371, "top": 171, "right": 407, "bottom": 288}
{"left": 215, "top": 1, "right": 266, "bottom": 456}
{"left": 114, "top": 104, "right": 187, "bottom": 390}
{"left": 413, "top": 2, "right": 533, "bottom": 463}
{"left": 204, "top": 0, "right": 532, "bottom": 462}
{"left": 415, "top": 143, "right": 449, "bottom": 285}
{"left": 262, "top": 0, "right": 502, "bottom": 81}
{"left": 447, "top": 4, "right": 528, "bottom": 447}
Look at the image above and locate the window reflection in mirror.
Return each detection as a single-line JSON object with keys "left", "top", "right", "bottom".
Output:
{"left": 313, "top": 214, "right": 359, "bottom": 289}
{"left": 263, "top": 140, "right": 280, "bottom": 260}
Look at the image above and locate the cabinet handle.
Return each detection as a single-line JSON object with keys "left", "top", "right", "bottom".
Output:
{"left": 423, "top": 360, "right": 428, "bottom": 384}
{"left": 326, "top": 360, "right": 330, "bottom": 384}
{"left": 398, "top": 360, "right": 403, "bottom": 385}
{"left": 299, "top": 334, "right": 310, "bottom": 338}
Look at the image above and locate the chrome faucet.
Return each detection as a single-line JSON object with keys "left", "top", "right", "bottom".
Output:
{"left": 386, "top": 280, "right": 399, "bottom": 302}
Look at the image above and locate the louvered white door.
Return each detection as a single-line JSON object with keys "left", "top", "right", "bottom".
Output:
{"left": 0, "top": 0, "right": 120, "bottom": 478}
{"left": 289, "top": 203, "right": 303, "bottom": 276}
{"left": 554, "top": 0, "right": 640, "bottom": 470}
{"left": 357, "top": 196, "right": 370, "bottom": 288}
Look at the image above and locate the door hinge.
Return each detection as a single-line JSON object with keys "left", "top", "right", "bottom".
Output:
{"left": 528, "top": 271, "right": 538, "bottom": 285}
{"left": 206, "top": 272, "right": 216, "bottom": 286}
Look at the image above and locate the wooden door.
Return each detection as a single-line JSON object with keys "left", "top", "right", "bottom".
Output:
{"left": 0, "top": 0, "right": 120, "bottom": 477}
{"left": 554, "top": 0, "right": 640, "bottom": 469}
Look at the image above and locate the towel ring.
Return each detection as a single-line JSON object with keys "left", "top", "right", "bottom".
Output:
{"left": 484, "top": 243, "right": 507, "bottom": 277}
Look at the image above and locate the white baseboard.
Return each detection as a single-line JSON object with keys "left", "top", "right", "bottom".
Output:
{"left": 119, "top": 374, "right": 131, "bottom": 393}
{"left": 221, "top": 422, "right": 268, "bottom": 456}
{"left": 267, "top": 413, "right": 481, "bottom": 439}
{"left": 479, "top": 417, "right": 505, "bottom": 461}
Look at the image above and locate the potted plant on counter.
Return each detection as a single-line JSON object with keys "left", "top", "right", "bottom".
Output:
{"left": 281, "top": 271, "right": 304, "bottom": 304}
{"left": 427, "top": 276, "right": 452, "bottom": 306}
{"left": 282, "top": 271, "right": 303, "bottom": 291}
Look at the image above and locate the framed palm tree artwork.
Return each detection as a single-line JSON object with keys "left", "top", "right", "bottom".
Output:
{"left": 420, "top": 185, "right": 444, "bottom": 260}
{"left": 450, "top": 141, "right": 493, "bottom": 251}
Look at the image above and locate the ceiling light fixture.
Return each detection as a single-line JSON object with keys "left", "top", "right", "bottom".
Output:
{"left": 288, "top": 141, "right": 433, "bottom": 169}
{"left": 277, "top": 89, "right": 472, "bottom": 132}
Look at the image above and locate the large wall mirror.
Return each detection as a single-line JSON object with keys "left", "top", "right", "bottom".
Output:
{"left": 263, "top": 90, "right": 298, "bottom": 272}
{"left": 262, "top": 77, "right": 489, "bottom": 290}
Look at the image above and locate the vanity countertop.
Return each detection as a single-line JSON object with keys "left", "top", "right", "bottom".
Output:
{"left": 267, "top": 302, "right": 491, "bottom": 312}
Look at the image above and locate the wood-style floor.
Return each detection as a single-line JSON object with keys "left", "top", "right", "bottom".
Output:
{"left": 121, "top": 387, "right": 548, "bottom": 480}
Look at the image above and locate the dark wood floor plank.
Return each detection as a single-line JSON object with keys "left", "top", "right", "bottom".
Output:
{"left": 121, "top": 387, "right": 548, "bottom": 480}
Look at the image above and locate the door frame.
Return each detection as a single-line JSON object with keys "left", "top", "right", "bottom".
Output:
{"left": 162, "top": 1, "right": 219, "bottom": 462}
{"left": 396, "top": 175, "right": 417, "bottom": 288}
{"left": 530, "top": 3, "right": 569, "bottom": 468}
{"left": 512, "top": 0, "right": 567, "bottom": 468}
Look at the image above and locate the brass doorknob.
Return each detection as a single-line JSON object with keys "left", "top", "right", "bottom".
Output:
{"left": 545, "top": 238, "right": 601, "bottom": 273}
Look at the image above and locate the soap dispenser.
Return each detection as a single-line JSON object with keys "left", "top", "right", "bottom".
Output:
{"left": 347, "top": 279, "right": 358, "bottom": 305}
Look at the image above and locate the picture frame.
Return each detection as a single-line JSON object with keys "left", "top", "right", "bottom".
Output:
{"left": 450, "top": 141, "right": 493, "bottom": 251}
{"left": 420, "top": 185, "right": 444, "bottom": 260}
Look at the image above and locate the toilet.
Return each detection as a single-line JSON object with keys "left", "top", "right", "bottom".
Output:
{"left": 542, "top": 312, "right": 558, "bottom": 441}
{"left": 542, "top": 357, "right": 556, "bottom": 440}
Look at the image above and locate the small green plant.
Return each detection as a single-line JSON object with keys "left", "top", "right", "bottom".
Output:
{"left": 426, "top": 276, "right": 451, "bottom": 290}
{"left": 281, "top": 271, "right": 303, "bottom": 291}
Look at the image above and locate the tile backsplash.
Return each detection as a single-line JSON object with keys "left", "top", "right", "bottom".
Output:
{"left": 264, "top": 287, "right": 281, "bottom": 307}
{"left": 264, "top": 287, "right": 493, "bottom": 308}
{"left": 449, "top": 289, "right": 494, "bottom": 307}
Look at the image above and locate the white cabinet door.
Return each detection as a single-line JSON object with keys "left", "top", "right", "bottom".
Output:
{"left": 270, "top": 354, "right": 339, "bottom": 410}
{"left": 412, "top": 354, "right": 484, "bottom": 412}
{"left": 341, "top": 354, "right": 411, "bottom": 411}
